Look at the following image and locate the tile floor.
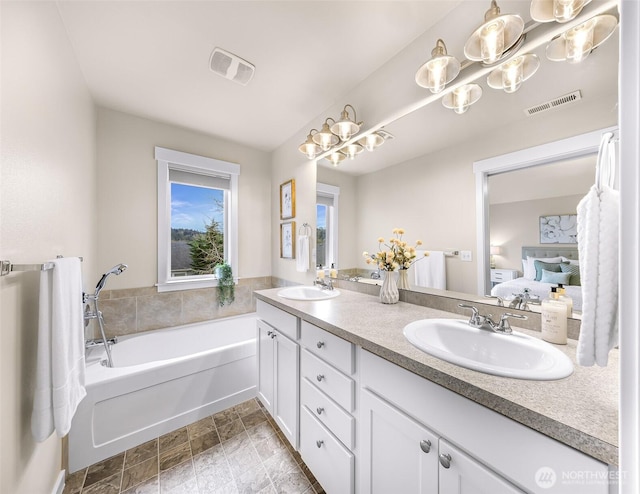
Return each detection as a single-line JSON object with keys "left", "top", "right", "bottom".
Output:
{"left": 64, "top": 398, "right": 324, "bottom": 494}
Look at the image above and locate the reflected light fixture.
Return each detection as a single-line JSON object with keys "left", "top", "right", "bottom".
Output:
{"left": 546, "top": 14, "right": 618, "bottom": 64}
{"left": 312, "top": 118, "right": 339, "bottom": 151}
{"left": 298, "top": 130, "right": 322, "bottom": 159}
{"left": 530, "top": 0, "right": 592, "bottom": 23}
{"left": 344, "top": 142, "right": 364, "bottom": 160}
{"left": 330, "top": 104, "right": 362, "bottom": 141}
{"left": 358, "top": 129, "right": 393, "bottom": 152}
{"left": 464, "top": 0, "right": 524, "bottom": 64}
{"left": 442, "top": 84, "right": 483, "bottom": 114}
{"left": 415, "top": 39, "right": 461, "bottom": 93}
{"left": 326, "top": 150, "right": 346, "bottom": 167}
{"left": 487, "top": 54, "right": 540, "bottom": 93}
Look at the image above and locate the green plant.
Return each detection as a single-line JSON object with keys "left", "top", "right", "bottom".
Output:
{"left": 188, "top": 219, "right": 224, "bottom": 274}
{"left": 216, "top": 263, "right": 235, "bottom": 307}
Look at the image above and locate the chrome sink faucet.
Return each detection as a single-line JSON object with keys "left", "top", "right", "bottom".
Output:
{"left": 458, "top": 304, "right": 527, "bottom": 335}
{"left": 313, "top": 277, "right": 334, "bottom": 290}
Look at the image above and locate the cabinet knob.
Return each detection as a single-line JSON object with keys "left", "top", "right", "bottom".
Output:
{"left": 316, "top": 407, "right": 324, "bottom": 415}
{"left": 270, "top": 333, "right": 277, "bottom": 339}
{"left": 419, "top": 439, "right": 431, "bottom": 454}
{"left": 316, "top": 440, "right": 324, "bottom": 448}
{"left": 316, "top": 374, "right": 325, "bottom": 382}
{"left": 266, "top": 330, "right": 273, "bottom": 336}
{"left": 316, "top": 341, "right": 325, "bottom": 349}
{"left": 439, "top": 453, "right": 452, "bottom": 469}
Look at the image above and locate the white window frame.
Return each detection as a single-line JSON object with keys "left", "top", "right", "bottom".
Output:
{"left": 316, "top": 182, "right": 340, "bottom": 269}
{"left": 156, "top": 146, "right": 239, "bottom": 292}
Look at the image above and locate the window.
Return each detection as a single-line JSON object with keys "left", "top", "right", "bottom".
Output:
{"left": 156, "top": 147, "right": 239, "bottom": 292}
{"left": 316, "top": 183, "right": 339, "bottom": 269}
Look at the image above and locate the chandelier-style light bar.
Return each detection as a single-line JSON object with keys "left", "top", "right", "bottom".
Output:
{"left": 530, "top": 0, "right": 592, "bottom": 23}
{"left": 464, "top": 0, "right": 525, "bottom": 65}
{"left": 487, "top": 53, "right": 540, "bottom": 93}
{"left": 298, "top": 130, "right": 322, "bottom": 159}
{"left": 331, "top": 105, "right": 362, "bottom": 141}
{"left": 415, "top": 39, "right": 461, "bottom": 93}
{"left": 442, "top": 84, "right": 483, "bottom": 114}
{"left": 312, "top": 118, "right": 339, "bottom": 151}
{"left": 546, "top": 14, "right": 618, "bottom": 64}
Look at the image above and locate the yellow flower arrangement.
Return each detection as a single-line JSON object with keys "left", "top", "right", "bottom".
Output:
{"left": 363, "top": 228, "right": 429, "bottom": 272}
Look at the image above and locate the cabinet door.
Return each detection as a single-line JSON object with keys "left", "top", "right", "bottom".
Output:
{"left": 274, "top": 330, "right": 299, "bottom": 449}
{"left": 439, "top": 439, "right": 525, "bottom": 494}
{"left": 360, "top": 389, "right": 439, "bottom": 494}
{"left": 257, "top": 321, "right": 275, "bottom": 414}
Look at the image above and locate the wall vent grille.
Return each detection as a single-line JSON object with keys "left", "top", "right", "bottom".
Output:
{"left": 524, "top": 90, "right": 582, "bottom": 116}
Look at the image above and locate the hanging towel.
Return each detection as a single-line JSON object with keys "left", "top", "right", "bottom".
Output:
{"left": 32, "top": 257, "right": 86, "bottom": 441}
{"left": 296, "top": 235, "right": 310, "bottom": 272}
{"left": 576, "top": 134, "right": 619, "bottom": 367}
{"left": 414, "top": 251, "right": 446, "bottom": 290}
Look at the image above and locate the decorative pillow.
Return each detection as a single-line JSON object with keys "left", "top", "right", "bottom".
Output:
{"left": 540, "top": 269, "right": 572, "bottom": 285}
{"left": 561, "top": 256, "right": 580, "bottom": 266}
{"left": 560, "top": 262, "right": 581, "bottom": 286}
{"left": 524, "top": 256, "right": 563, "bottom": 280}
{"left": 533, "top": 260, "right": 564, "bottom": 281}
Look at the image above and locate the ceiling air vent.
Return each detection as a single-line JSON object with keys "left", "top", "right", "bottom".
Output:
{"left": 209, "top": 47, "right": 255, "bottom": 86}
{"left": 524, "top": 90, "right": 582, "bottom": 116}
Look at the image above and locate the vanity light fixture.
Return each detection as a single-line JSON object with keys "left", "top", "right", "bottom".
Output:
{"left": 415, "top": 39, "right": 461, "bottom": 94}
{"left": 312, "top": 118, "right": 340, "bottom": 151}
{"left": 344, "top": 142, "right": 364, "bottom": 160}
{"left": 530, "top": 0, "right": 592, "bottom": 23}
{"left": 358, "top": 131, "right": 385, "bottom": 151}
{"left": 487, "top": 54, "right": 540, "bottom": 93}
{"left": 298, "top": 130, "right": 322, "bottom": 159}
{"left": 464, "top": 0, "right": 525, "bottom": 65}
{"left": 330, "top": 104, "right": 362, "bottom": 142}
{"left": 545, "top": 14, "right": 618, "bottom": 64}
{"left": 442, "top": 84, "right": 483, "bottom": 114}
{"left": 326, "top": 150, "right": 346, "bottom": 167}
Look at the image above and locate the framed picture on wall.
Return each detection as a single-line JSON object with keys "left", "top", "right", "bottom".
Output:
{"left": 540, "top": 214, "right": 578, "bottom": 244}
{"left": 280, "top": 221, "right": 296, "bottom": 259}
{"left": 280, "top": 179, "right": 295, "bottom": 220}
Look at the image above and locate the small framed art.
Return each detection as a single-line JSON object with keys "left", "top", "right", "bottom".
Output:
{"left": 540, "top": 214, "right": 578, "bottom": 244}
{"left": 280, "top": 179, "right": 295, "bottom": 220}
{"left": 280, "top": 221, "right": 296, "bottom": 259}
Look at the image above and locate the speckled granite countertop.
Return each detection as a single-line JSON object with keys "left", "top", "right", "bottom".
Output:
{"left": 255, "top": 288, "right": 619, "bottom": 466}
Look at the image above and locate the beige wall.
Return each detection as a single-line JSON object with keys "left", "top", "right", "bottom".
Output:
{"left": 1, "top": 2, "right": 98, "bottom": 493}
{"left": 490, "top": 194, "right": 584, "bottom": 272}
{"left": 97, "top": 108, "right": 272, "bottom": 290}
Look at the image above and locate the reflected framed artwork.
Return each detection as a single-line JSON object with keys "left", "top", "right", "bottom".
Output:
{"left": 540, "top": 214, "right": 578, "bottom": 244}
{"left": 280, "top": 221, "right": 296, "bottom": 259}
{"left": 280, "top": 179, "right": 295, "bottom": 220}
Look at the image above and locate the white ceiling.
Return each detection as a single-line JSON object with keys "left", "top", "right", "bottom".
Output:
{"left": 56, "top": 1, "right": 619, "bottom": 173}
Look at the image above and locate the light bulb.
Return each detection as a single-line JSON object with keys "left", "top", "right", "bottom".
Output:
{"left": 303, "top": 143, "right": 317, "bottom": 159}
{"left": 480, "top": 19, "right": 505, "bottom": 64}
{"left": 453, "top": 87, "right": 471, "bottom": 115}
{"left": 344, "top": 143, "right": 363, "bottom": 160}
{"left": 564, "top": 18, "right": 596, "bottom": 63}
{"left": 553, "top": 0, "right": 586, "bottom": 22}
{"left": 360, "top": 133, "right": 384, "bottom": 151}
{"left": 327, "top": 151, "right": 345, "bottom": 167}
{"left": 501, "top": 56, "right": 524, "bottom": 93}
{"left": 426, "top": 57, "right": 449, "bottom": 93}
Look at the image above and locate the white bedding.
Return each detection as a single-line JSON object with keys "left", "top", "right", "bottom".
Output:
{"left": 490, "top": 277, "right": 583, "bottom": 312}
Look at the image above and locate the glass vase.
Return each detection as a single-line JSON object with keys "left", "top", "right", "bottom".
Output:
{"left": 398, "top": 269, "right": 410, "bottom": 290}
{"left": 380, "top": 270, "right": 399, "bottom": 304}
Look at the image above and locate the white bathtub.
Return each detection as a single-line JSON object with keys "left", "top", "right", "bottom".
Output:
{"left": 68, "top": 313, "right": 257, "bottom": 473}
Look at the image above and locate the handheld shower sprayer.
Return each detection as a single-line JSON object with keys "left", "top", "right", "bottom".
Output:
{"left": 94, "top": 263, "right": 128, "bottom": 297}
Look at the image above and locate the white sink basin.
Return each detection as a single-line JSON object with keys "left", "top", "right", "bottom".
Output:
{"left": 403, "top": 318, "right": 573, "bottom": 380}
{"left": 277, "top": 286, "right": 340, "bottom": 301}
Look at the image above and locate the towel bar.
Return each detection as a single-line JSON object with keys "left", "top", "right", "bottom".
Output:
{"left": 1, "top": 257, "right": 83, "bottom": 277}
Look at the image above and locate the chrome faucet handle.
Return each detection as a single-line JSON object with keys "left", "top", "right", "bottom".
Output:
{"left": 496, "top": 312, "right": 527, "bottom": 334}
{"left": 458, "top": 304, "right": 482, "bottom": 326}
{"left": 484, "top": 295, "right": 504, "bottom": 307}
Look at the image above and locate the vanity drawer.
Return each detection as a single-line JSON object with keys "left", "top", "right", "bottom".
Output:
{"left": 301, "top": 377, "right": 355, "bottom": 450}
{"left": 257, "top": 300, "right": 298, "bottom": 340}
{"left": 300, "top": 406, "right": 354, "bottom": 494}
{"left": 301, "top": 349, "right": 355, "bottom": 412}
{"left": 301, "top": 321, "right": 354, "bottom": 375}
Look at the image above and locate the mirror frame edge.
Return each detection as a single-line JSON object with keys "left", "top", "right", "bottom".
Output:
{"left": 473, "top": 125, "right": 619, "bottom": 295}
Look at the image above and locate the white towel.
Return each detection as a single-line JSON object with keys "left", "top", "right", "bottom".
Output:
{"left": 296, "top": 235, "right": 310, "bottom": 272}
{"left": 413, "top": 250, "right": 446, "bottom": 290}
{"left": 32, "top": 258, "right": 87, "bottom": 441}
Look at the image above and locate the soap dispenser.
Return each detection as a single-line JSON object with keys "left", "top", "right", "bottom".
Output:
{"left": 557, "top": 283, "right": 574, "bottom": 317}
{"left": 541, "top": 287, "right": 568, "bottom": 344}
{"left": 316, "top": 264, "right": 325, "bottom": 279}
{"left": 330, "top": 263, "right": 338, "bottom": 279}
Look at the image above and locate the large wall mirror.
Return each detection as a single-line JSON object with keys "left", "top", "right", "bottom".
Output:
{"left": 314, "top": 1, "right": 619, "bottom": 320}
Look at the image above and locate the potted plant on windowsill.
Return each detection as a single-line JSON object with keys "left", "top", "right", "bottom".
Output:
{"left": 215, "top": 263, "right": 235, "bottom": 307}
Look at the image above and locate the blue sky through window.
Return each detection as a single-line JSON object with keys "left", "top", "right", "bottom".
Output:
{"left": 171, "top": 183, "right": 224, "bottom": 231}
{"left": 317, "top": 204, "right": 326, "bottom": 228}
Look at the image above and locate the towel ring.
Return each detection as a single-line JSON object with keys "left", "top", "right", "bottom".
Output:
{"left": 299, "top": 223, "right": 312, "bottom": 236}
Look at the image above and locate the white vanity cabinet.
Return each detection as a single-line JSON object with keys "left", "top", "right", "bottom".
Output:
{"left": 299, "top": 321, "right": 356, "bottom": 494}
{"left": 256, "top": 300, "right": 299, "bottom": 449}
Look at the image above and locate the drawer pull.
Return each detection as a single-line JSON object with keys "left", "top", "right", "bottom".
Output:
{"left": 316, "top": 407, "right": 324, "bottom": 415}
{"left": 419, "top": 439, "right": 431, "bottom": 454}
{"left": 266, "top": 330, "right": 273, "bottom": 336}
{"left": 439, "top": 453, "right": 452, "bottom": 469}
{"left": 316, "top": 341, "right": 325, "bottom": 349}
{"left": 316, "top": 374, "right": 325, "bottom": 382}
{"left": 316, "top": 440, "right": 324, "bottom": 448}
{"left": 270, "top": 333, "right": 277, "bottom": 339}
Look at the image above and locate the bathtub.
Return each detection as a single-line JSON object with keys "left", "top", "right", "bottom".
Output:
{"left": 68, "top": 313, "right": 257, "bottom": 473}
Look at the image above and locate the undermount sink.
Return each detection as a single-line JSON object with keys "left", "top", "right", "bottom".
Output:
{"left": 403, "top": 318, "right": 573, "bottom": 380}
{"left": 277, "top": 286, "right": 340, "bottom": 301}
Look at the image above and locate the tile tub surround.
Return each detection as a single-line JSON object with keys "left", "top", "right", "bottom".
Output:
{"left": 255, "top": 288, "right": 619, "bottom": 466}
{"left": 93, "top": 277, "right": 273, "bottom": 339}
{"left": 64, "top": 398, "right": 324, "bottom": 494}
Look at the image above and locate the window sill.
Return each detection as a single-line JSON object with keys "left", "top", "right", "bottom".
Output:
{"left": 156, "top": 277, "right": 220, "bottom": 292}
